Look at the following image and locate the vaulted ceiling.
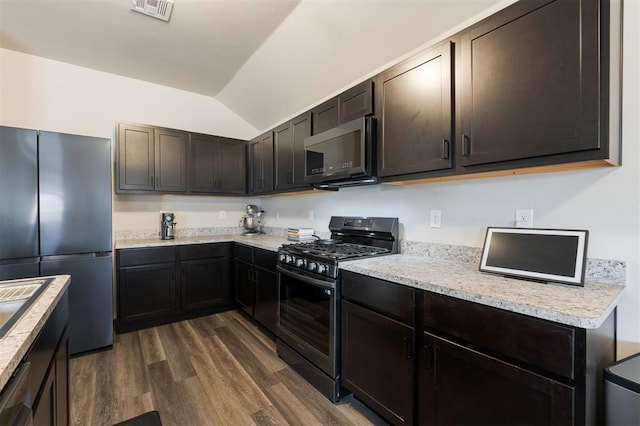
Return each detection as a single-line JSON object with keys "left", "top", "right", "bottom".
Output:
{"left": 0, "top": 0, "right": 508, "bottom": 131}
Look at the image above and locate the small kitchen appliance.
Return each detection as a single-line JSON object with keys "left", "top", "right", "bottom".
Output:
{"left": 276, "top": 216, "right": 399, "bottom": 402}
{"left": 240, "top": 205, "right": 264, "bottom": 234}
{"left": 160, "top": 212, "right": 176, "bottom": 240}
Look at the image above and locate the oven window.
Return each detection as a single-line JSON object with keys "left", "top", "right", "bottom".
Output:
{"left": 279, "top": 272, "right": 331, "bottom": 357}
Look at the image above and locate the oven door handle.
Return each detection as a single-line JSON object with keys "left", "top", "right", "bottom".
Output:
{"left": 277, "top": 265, "right": 336, "bottom": 290}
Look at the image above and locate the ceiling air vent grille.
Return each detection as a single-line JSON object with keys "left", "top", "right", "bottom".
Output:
{"left": 131, "top": 0, "right": 173, "bottom": 22}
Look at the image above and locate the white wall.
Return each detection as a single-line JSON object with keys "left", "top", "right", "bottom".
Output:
{"left": 259, "top": 1, "right": 640, "bottom": 358}
{"left": 0, "top": 47, "right": 258, "bottom": 231}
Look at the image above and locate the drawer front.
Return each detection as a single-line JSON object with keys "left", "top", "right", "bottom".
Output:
{"left": 423, "top": 292, "right": 575, "bottom": 379}
{"left": 179, "top": 243, "right": 231, "bottom": 260}
{"left": 254, "top": 247, "right": 276, "bottom": 271}
{"left": 117, "top": 246, "right": 175, "bottom": 267}
{"left": 234, "top": 243, "right": 253, "bottom": 263}
{"left": 342, "top": 271, "right": 415, "bottom": 324}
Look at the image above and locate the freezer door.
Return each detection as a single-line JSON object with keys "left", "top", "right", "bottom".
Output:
{"left": 39, "top": 132, "right": 112, "bottom": 256}
{"left": 41, "top": 254, "right": 113, "bottom": 355}
{"left": 0, "top": 127, "right": 39, "bottom": 260}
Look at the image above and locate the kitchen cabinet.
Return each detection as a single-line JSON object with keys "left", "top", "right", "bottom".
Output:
{"left": 274, "top": 112, "right": 312, "bottom": 191}
{"left": 189, "top": 133, "right": 246, "bottom": 194}
{"left": 234, "top": 244, "right": 278, "bottom": 334}
{"left": 117, "top": 123, "right": 187, "bottom": 193}
{"left": 341, "top": 271, "right": 416, "bottom": 425}
{"left": 311, "top": 80, "right": 374, "bottom": 135}
{"left": 459, "top": 0, "right": 607, "bottom": 168}
{"left": 26, "top": 290, "right": 69, "bottom": 426}
{"left": 420, "top": 291, "right": 614, "bottom": 425}
{"left": 250, "top": 131, "right": 274, "bottom": 194}
{"left": 377, "top": 42, "right": 453, "bottom": 178}
{"left": 116, "top": 244, "right": 234, "bottom": 331}
{"left": 180, "top": 243, "right": 233, "bottom": 312}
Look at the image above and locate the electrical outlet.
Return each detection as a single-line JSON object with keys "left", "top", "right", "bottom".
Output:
{"left": 515, "top": 209, "right": 534, "bottom": 228}
{"left": 430, "top": 210, "right": 442, "bottom": 228}
{"left": 308, "top": 210, "right": 314, "bottom": 221}
{"left": 219, "top": 210, "right": 226, "bottom": 220}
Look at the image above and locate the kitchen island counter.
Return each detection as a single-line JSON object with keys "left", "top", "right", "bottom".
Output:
{"left": 340, "top": 255, "right": 623, "bottom": 329}
{"left": 0, "top": 274, "right": 70, "bottom": 389}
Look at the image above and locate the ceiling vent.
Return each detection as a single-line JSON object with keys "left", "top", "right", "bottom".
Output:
{"left": 131, "top": 0, "right": 173, "bottom": 22}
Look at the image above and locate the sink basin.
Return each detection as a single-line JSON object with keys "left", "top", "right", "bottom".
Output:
{"left": 0, "top": 277, "right": 53, "bottom": 339}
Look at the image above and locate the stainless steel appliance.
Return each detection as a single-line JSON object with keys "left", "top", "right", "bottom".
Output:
{"left": 0, "top": 126, "right": 113, "bottom": 355}
{"left": 276, "top": 216, "right": 399, "bottom": 402}
{"left": 240, "top": 204, "right": 264, "bottom": 234}
{"left": 304, "top": 117, "right": 377, "bottom": 190}
{"left": 160, "top": 212, "right": 176, "bottom": 240}
{"left": 0, "top": 362, "right": 33, "bottom": 426}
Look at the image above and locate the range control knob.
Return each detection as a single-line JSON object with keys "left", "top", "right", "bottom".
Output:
{"left": 317, "top": 263, "right": 327, "bottom": 274}
{"left": 285, "top": 255, "right": 292, "bottom": 264}
{"left": 296, "top": 258, "right": 305, "bottom": 268}
{"left": 307, "top": 262, "right": 317, "bottom": 272}
{"left": 278, "top": 253, "right": 286, "bottom": 262}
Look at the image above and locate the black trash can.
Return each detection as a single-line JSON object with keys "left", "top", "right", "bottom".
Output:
{"left": 604, "top": 353, "right": 640, "bottom": 425}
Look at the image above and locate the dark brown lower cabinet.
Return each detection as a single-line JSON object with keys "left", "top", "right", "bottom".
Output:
{"left": 235, "top": 258, "right": 254, "bottom": 315}
{"left": 419, "top": 331, "right": 573, "bottom": 425}
{"left": 180, "top": 243, "right": 233, "bottom": 313}
{"left": 253, "top": 266, "right": 278, "bottom": 333}
{"left": 342, "top": 300, "right": 415, "bottom": 425}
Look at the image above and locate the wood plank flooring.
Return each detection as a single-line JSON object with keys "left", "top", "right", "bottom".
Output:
{"left": 70, "top": 310, "right": 386, "bottom": 426}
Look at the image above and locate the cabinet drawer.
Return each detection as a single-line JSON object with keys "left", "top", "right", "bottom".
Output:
{"left": 118, "top": 247, "right": 175, "bottom": 267}
{"left": 342, "top": 271, "right": 414, "bottom": 324}
{"left": 179, "top": 243, "right": 231, "bottom": 260}
{"left": 423, "top": 292, "right": 575, "bottom": 379}
{"left": 234, "top": 244, "right": 253, "bottom": 263}
{"left": 254, "top": 248, "right": 276, "bottom": 271}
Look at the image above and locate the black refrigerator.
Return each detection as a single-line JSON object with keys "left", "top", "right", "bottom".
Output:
{"left": 0, "top": 126, "right": 113, "bottom": 355}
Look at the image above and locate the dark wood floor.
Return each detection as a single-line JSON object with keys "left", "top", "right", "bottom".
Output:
{"left": 70, "top": 310, "right": 386, "bottom": 425}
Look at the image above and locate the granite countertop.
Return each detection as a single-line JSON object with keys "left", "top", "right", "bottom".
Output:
{"left": 340, "top": 255, "right": 624, "bottom": 329}
{"left": 115, "top": 234, "right": 289, "bottom": 252}
{"left": 0, "top": 275, "right": 70, "bottom": 390}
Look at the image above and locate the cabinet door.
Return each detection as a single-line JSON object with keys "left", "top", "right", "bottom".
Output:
{"left": 55, "top": 331, "right": 70, "bottom": 426}
{"left": 292, "top": 112, "right": 311, "bottom": 187}
{"left": 154, "top": 128, "right": 187, "bottom": 192}
{"left": 117, "top": 123, "right": 154, "bottom": 191}
{"left": 342, "top": 300, "right": 415, "bottom": 425}
{"left": 419, "top": 331, "right": 574, "bottom": 425}
{"left": 182, "top": 257, "right": 232, "bottom": 312}
{"left": 118, "top": 263, "right": 179, "bottom": 324}
{"left": 339, "top": 80, "right": 374, "bottom": 124}
{"left": 311, "top": 97, "right": 339, "bottom": 134}
{"left": 235, "top": 259, "right": 254, "bottom": 315}
{"left": 189, "top": 133, "right": 218, "bottom": 193}
{"left": 250, "top": 132, "right": 274, "bottom": 194}
{"left": 33, "top": 362, "right": 56, "bottom": 426}
{"left": 460, "top": 0, "right": 601, "bottom": 166}
{"left": 254, "top": 268, "right": 278, "bottom": 334}
{"left": 218, "top": 138, "right": 247, "bottom": 194}
{"left": 378, "top": 41, "right": 453, "bottom": 177}
{"left": 274, "top": 121, "right": 294, "bottom": 190}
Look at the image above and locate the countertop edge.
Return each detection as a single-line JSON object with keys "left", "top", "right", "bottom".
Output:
{"left": 0, "top": 275, "right": 70, "bottom": 390}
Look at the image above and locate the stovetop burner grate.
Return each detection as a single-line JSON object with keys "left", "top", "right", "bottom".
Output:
{"left": 282, "top": 242, "right": 390, "bottom": 260}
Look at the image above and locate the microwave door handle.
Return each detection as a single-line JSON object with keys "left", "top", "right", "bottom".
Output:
{"left": 276, "top": 265, "right": 335, "bottom": 290}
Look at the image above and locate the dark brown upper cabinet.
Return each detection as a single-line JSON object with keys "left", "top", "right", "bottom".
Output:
{"left": 459, "top": 0, "right": 604, "bottom": 167}
{"left": 117, "top": 123, "right": 187, "bottom": 193}
{"left": 189, "top": 133, "right": 246, "bottom": 194}
{"left": 274, "top": 112, "right": 312, "bottom": 191}
{"left": 250, "top": 131, "right": 274, "bottom": 194}
{"left": 378, "top": 41, "right": 454, "bottom": 178}
{"left": 311, "top": 80, "right": 374, "bottom": 135}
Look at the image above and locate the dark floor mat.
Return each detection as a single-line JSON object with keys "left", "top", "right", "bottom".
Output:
{"left": 113, "top": 411, "right": 162, "bottom": 426}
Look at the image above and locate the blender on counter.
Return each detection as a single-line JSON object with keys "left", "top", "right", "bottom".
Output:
{"left": 240, "top": 205, "right": 264, "bottom": 235}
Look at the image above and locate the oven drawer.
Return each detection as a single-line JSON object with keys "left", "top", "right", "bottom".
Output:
{"left": 342, "top": 271, "right": 415, "bottom": 325}
{"left": 423, "top": 292, "right": 575, "bottom": 380}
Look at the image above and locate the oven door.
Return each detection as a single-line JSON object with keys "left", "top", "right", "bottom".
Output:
{"left": 277, "top": 265, "right": 338, "bottom": 378}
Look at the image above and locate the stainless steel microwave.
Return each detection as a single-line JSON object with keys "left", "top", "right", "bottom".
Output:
{"left": 303, "top": 117, "right": 376, "bottom": 188}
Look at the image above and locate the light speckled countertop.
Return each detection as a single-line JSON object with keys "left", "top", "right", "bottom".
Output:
{"left": 340, "top": 255, "right": 623, "bottom": 329}
{"left": 0, "top": 275, "right": 70, "bottom": 390}
{"left": 115, "top": 234, "right": 623, "bottom": 330}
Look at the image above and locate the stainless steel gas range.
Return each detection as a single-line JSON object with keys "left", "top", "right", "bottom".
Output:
{"left": 276, "top": 216, "right": 399, "bottom": 402}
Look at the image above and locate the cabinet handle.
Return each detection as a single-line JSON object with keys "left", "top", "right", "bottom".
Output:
{"left": 253, "top": 270, "right": 259, "bottom": 282}
{"left": 462, "top": 134, "right": 471, "bottom": 157}
{"left": 424, "top": 344, "right": 434, "bottom": 370}
{"left": 404, "top": 336, "right": 413, "bottom": 360}
{"left": 442, "top": 139, "right": 450, "bottom": 160}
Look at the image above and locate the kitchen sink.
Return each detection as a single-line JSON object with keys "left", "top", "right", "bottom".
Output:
{"left": 0, "top": 277, "right": 53, "bottom": 339}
